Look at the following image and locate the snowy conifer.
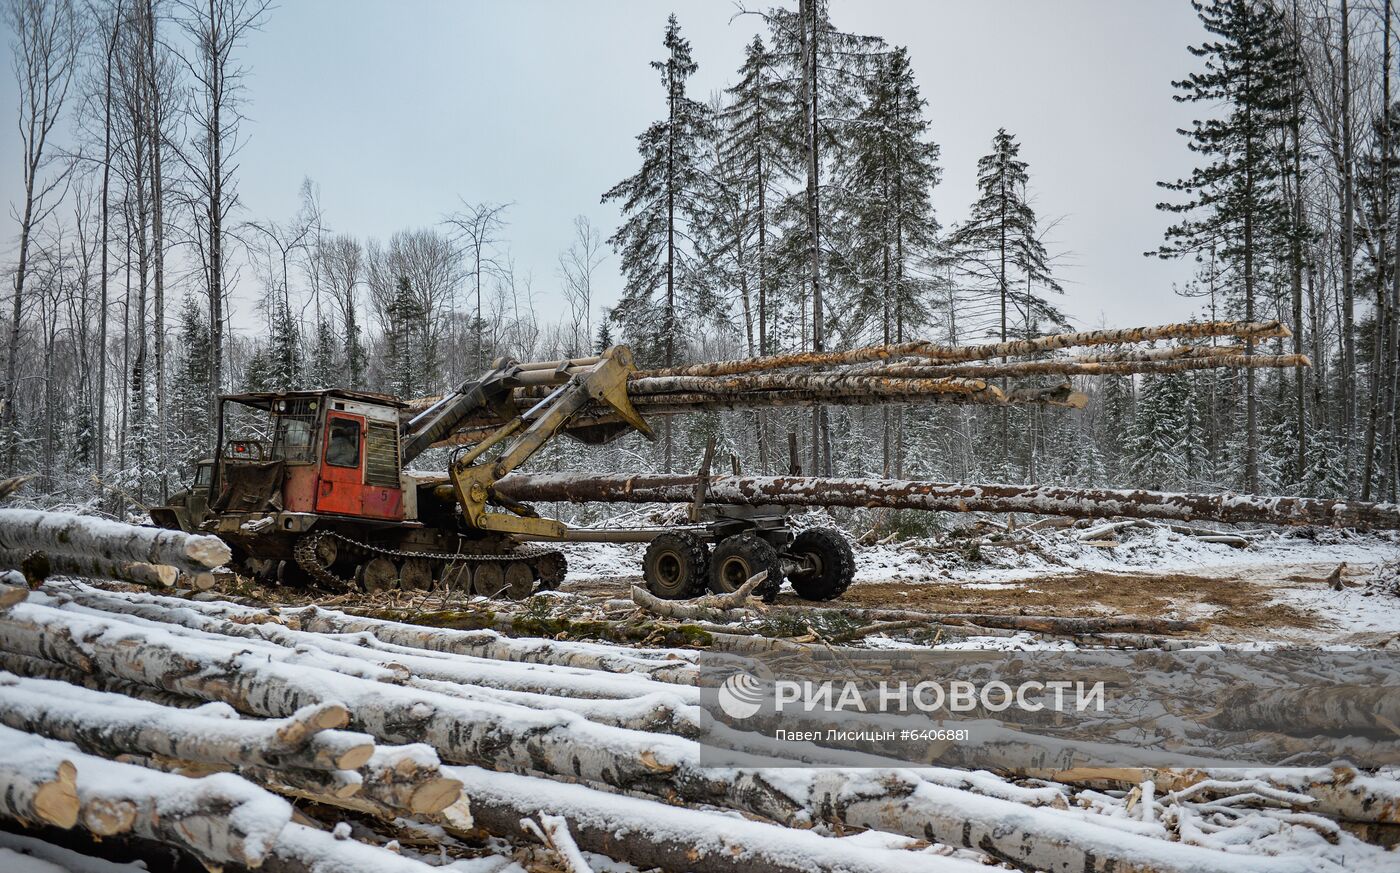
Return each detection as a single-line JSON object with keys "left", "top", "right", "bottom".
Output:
{"left": 1153, "top": 0, "right": 1295, "bottom": 492}
{"left": 602, "top": 14, "right": 714, "bottom": 370}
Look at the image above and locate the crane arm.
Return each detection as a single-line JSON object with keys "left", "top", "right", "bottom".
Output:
{"left": 445, "top": 346, "right": 654, "bottom": 539}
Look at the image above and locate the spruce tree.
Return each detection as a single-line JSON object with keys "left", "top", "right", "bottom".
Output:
{"left": 602, "top": 14, "right": 713, "bottom": 470}
{"left": 949, "top": 129, "right": 1064, "bottom": 467}
{"left": 246, "top": 299, "right": 303, "bottom": 393}
{"left": 762, "top": 0, "right": 886, "bottom": 475}
{"left": 309, "top": 319, "right": 340, "bottom": 389}
{"left": 718, "top": 34, "right": 792, "bottom": 356}
{"left": 603, "top": 14, "right": 713, "bottom": 369}
{"left": 1127, "top": 373, "right": 1195, "bottom": 490}
{"left": 844, "top": 46, "right": 941, "bottom": 345}
{"left": 842, "top": 46, "right": 940, "bottom": 475}
{"left": 171, "top": 296, "right": 213, "bottom": 461}
{"left": 384, "top": 276, "right": 423, "bottom": 399}
{"left": 594, "top": 315, "right": 614, "bottom": 354}
{"left": 949, "top": 129, "right": 1064, "bottom": 343}
{"left": 1152, "top": 0, "right": 1295, "bottom": 492}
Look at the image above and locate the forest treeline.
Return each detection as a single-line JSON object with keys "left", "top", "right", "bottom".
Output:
{"left": 3, "top": 0, "right": 1398, "bottom": 513}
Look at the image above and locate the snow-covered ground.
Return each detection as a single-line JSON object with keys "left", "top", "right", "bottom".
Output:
{"left": 561, "top": 522, "right": 1400, "bottom": 645}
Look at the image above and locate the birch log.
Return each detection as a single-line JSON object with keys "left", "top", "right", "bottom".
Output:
{"left": 493, "top": 473, "right": 1400, "bottom": 530}
{"left": 0, "top": 751, "right": 78, "bottom": 828}
{"left": 0, "top": 674, "right": 373, "bottom": 771}
{"left": 453, "top": 764, "right": 988, "bottom": 873}
{"left": 0, "top": 509, "right": 230, "bottom": 573}
{"left": 0, "top": 548, "right": 179, "bottom": 588}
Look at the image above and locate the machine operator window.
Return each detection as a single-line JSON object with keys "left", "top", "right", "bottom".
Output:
{"left": 326, "top": 418, "right": 362, "bottom": 468}
{"left": 271, "top": 399, "right": 318, "bottom": 462}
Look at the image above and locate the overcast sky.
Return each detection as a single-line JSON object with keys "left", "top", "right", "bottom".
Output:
{"left": 2, "top": 0, "right": 1212, "bottom": 334}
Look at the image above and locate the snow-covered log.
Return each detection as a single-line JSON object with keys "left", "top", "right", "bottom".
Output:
{"left": 0, "top": 673, "right": 373, "bottom": 772}
{"left": 0, "top": 509, "right": 230, "bottom": 574}
{"left": 0, "top": 647, "right": 224, "bottom": 709}
{"left": 279, "top": 607, "right": 696, "bottom": 680}
{"left": 0, "top": 577, "right": 28, "bottom": 610}
{"left": 0, "top": 601, "right": 1324, "bottom": 873}
{"left": 0, "top": 746, "right": 78, "bottom": 828}
{"left": 638, "top": 319, "right": 1291, "bottom": 377}
{"left": 0, "top": 723, "right": 291, "bottom": 868}
{"left": 493, "top": 472, "right": 1400, "bottom": 530}
{"left": 0, "top": 549, "right": 181, "bottom": 588}
{"left": 260, "top": 821, "right": 447, "bottom": 873}
{"left": 454, "top": 765, "right": 987, "bottom": 873}
{"left": 628, "top": 573, "right": 763, "bottom": 621}
{"left": 1043, "top": 766, "right": 1400, "bottom": 826}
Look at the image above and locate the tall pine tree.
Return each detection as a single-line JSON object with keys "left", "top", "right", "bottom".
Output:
{"left": 1152, "top": 0, "right": 1295, "bottom": 492}
{"left": 843, "top": 46, "right": 941, "bottom": 474}
{"left": 603, "top": 14, "right": 713, "bottom": 470}
{"left": 949, "top": 129, "right": 1063, "bottom": 467}
{"left": 718, "top": 35, "right": 792, "bottom": 357}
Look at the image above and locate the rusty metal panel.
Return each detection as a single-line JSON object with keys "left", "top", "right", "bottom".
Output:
{"left": 283, "top": 465, "right": 318, "bottom": 512}
{"left": 360, "top": 484, "right": 403, "bottom": 520}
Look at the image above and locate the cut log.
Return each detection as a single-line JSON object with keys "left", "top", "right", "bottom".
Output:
{"left": 0, "top": 723, "right": 291, "bottom": 868}
{"left": 866, "top": 353, "right": 1309, "bottom": 380}
{"left": 494, "top": 473, "right": 1400, "bottom": 530}
{"left": 0, "top": 549, "right": 180, "bottom": 589}
{"left": 638, "top": 320, "right": 1290, "bottom": 377}
{"left": 0, "top": 752, "right": 78, "bottom": 828}
{"left": 0, "top": 579, "right": 28, "bottom": 611}
{"left": 0, "top": 674, "right": 372, "bottom": 772}
{"left": 437, "top": 384, "right": 1088, "bottom": 448}
{"left": 41, "top": 586, "right": 691, "bottom": 703}
{"left": 245, "top": 602, "right": 699, "bottom": 683}
{"left": 0, "top": 509, "right": 230, "bottom": 574}
{"left": 261, "top": 821, "right": 449, "bottom": 873}
{"left": 1040, "top": 766, "right": 1400, "bottom": 825}
{"left": 456, "top": 764, "right": 987, "bottom": 873}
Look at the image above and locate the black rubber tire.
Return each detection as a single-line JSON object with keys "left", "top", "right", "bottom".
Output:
{"left": 787, "top": 527, "right": 856, "bottom": 601}
{"left": 709, "top": 534, "right": 783, "bottom": 598}
{"left": 643, "top": 531, "right": 709, "bottom": 599}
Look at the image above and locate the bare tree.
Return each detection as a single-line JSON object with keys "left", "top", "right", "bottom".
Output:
{"left": 170, "top": 0, "right": 268, "bottom": 445}
{"left": 443, "top": 199, "right": 509, "bottom": 371}
{"left": 558, "top": 215, "right": 605, "bottom": 356}
{"left": 318, "top": 233, "right": 365, "bottom": 387}
{"left": 3, "top": 0, "right": 81, "bottom": 472}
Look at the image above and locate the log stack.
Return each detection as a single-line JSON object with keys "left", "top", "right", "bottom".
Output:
{"left": 0, "top": 575, "right": 1393, "bottom": 872}
{"left": 424, "top": 319, "right": 1309, "bottom": 446}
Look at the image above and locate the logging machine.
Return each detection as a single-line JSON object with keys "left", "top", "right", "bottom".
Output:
{"left": 153, "top": 345, "right": 855, "bottom": 602}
